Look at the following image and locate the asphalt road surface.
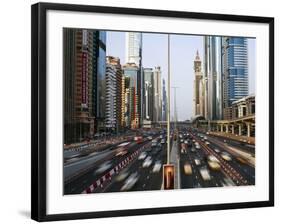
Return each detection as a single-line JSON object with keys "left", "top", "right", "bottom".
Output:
{"left": 64, "top": 128, "right": 255, "bottom": 195}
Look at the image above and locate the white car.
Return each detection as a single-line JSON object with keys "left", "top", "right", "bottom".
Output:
{"left": 208, "top": 155, "right": 220, "bottom": 163}
{"left": 194, "top": 158, "right": 201, "bottom": 165}
{"left": 121, "top": 172, "right": 139, "bottom": 191}
{"left": 221, "top": 152, "right": 232, "bottom": 161}
{"left": 138, "top": 152, "right": 147, "bottom": 160}
{"left": 214, "top": 148, "right": 221, "bottom": 153}
{"left": 151, "top": 142, "right": 157, "bottom": 147}
{"left": 142, "top": 156, "right": 153, "bottom": 168}
{"left": 152, "top": 161, "right": 162, "bottom": 173}
{"left": 200, "top": 167, "right": 211, "bottom": 181}
{"left": 95, "top": 161, "right": 112, "bottom": 174}
{"left": 195, "top": 145, "right": 201, "bottom": 150}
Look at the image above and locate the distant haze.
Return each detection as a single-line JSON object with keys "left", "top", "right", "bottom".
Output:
{"left": 107, "top": 32, "right": 256, "bottom": 121}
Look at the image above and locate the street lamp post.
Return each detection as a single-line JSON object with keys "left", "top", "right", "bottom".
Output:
{"left": 167, "top": 34, "right": 171, "bottom": 165}
{"left": 163, "top": 34, "right": 175, "bottom": 190}
{"left": 172, "top": 86, "right": 179, "bottom": 132}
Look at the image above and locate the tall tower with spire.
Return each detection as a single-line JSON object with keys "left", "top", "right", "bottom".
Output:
{"left": 193, "top": 50, "right": 204, "bottom": 117}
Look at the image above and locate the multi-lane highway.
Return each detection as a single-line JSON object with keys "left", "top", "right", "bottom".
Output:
{"left": 64, "top": 128, "right": 255, "bottom": 195}
{"left": 179, "top": 129, "right": 255, "bottom": 189}
{"left": 64, "top": 132, "right": 168, "bottom": 194}
{"left": 179, "top": 128, "right": 255, "bottom": 188}
{"left": 102, "top": 142, "right": 167, "bottom": 193}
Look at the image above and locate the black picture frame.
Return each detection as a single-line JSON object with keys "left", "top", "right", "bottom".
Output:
{"left": 31, "top": 2, "right": 274, "bottom": 222}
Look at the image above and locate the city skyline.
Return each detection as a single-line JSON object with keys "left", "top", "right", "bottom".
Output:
{"left": 63, "top": 28, "right": 256, "bottom": 195}
{"left": 107, "top": 31, "right": 256, "bottom": 121}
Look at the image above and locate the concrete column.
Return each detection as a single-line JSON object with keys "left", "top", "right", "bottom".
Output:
{"left": 231, "top": 125, "right": 235, "bottom": 134}
{"left": 238, "top": 124, "right": 242, "bottom": 136}
{"left": 247, "top": 123, "right": 251, "bottom": 137}
{"left": 217, "top": 125, "right": 220, "bottom": 132}
{"left": 225, "top": 124, "right": 229, "bottom": 133}
{"left": 220, "top": 124, "right": 223, "bottom": 132}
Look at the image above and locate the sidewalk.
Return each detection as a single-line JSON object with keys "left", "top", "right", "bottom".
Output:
{"left": 170, "top": 140, "right": 181, "bottom": 189}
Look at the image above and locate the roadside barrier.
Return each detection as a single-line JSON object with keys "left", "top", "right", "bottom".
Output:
{"left": 81, "top": 144, "right": 150, "bottom": 194}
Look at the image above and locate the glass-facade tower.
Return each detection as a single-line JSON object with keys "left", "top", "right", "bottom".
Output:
{"left": 222, "top": 37, "right": 248, "bottom": 108}
{"left": 125, "top": 32, "right": 142, "bottom": 66}
{"left": 125, "top": 32, "right": 143, "bottom": 125}
{"left": 96, "top": 31, "right": 107, "bottom": 131}
{"left": 204, "top": 36, "right": 223, "bottom": 120}
{"left": 123, "top": 63, "right": 140, "bottom": 129}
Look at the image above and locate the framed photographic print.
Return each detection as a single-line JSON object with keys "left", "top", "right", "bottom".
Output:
{"left": 31, "top": 2, "right": 274, "bottom": 222}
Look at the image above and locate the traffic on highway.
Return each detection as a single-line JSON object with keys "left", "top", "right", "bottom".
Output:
{"left": 64, "top": 127, "right": 255, "bottom": 195}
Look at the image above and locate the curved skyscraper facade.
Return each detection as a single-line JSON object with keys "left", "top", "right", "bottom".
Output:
{"left": 204, "top": 36, "right": 223, "bottom": 121}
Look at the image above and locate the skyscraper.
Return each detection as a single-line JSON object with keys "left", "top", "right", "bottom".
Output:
{"left": 222, "top": 37, "right": 248, "bottom": 119}
{"left": 122, "top": 76, "right": 131, "bottom": 128}
{"left": 125, "top": 32, "right": 143, "bottom": 125}
{"left": 193, "top": 50, "right": 204, "bottom": 117}
{"left": 123, "top": 63, "right": 140, "bottom": 129}
{"left": 204, "top": 36, "right": 223, "bottom": 120}
{"left": 162, "top": 79, "right": 167, "bottom": 122}
{"left": 214, "top": 37, "right": 223, "bottom": 120}
{"left": 105, "top": 60, "right": 117, "bottom": 131}
{"left": 153, "top": 66, "right": 162, "bottom": 122}
{"left": 125, "top": 32, "right": 142, "bottom": 67}
{"left": 63, "top": 29, "right": 99, "bottom": 143}
{"left": 143, "top": 68, "right": 154, "bottom": 122}
{"left": 95, "top": 31, "right": 107, "bottom": 131}
{"left": 121, "top": 76, "right": 126, "bottom": 127}
{"left": 105, "top": 56, "right": 122, "bottom": 132}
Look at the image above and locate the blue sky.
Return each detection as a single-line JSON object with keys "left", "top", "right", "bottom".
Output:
{"left": 107, "top": 32, "right": 256, "bottom": 121}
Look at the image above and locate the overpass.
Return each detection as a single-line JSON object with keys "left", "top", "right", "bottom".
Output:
{"left": 142, "top": 120, "right": 192, "bottom": 129}
{"left": 193, "top": 115, "right": 255, "bottom": 138}
{"left": 143, "top": 114, "right": 255, "bottom": 139}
